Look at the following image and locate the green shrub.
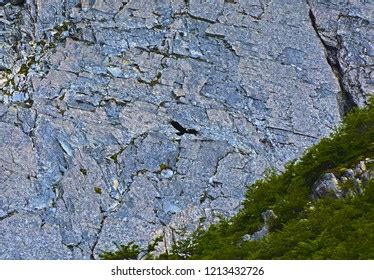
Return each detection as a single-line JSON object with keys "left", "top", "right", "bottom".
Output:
{"left": 100, "top": 242, "right": 140, "bottom": 260}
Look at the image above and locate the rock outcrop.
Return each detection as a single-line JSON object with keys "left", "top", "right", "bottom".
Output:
{"left": 0, "top": 0, "right": 372, "bottom": 259}
{"left": 243, "top": 209, "right": 277, "bottom": 241}
{"left": 312, "top": 173, "right": 342, "bottom": 199}
{"left": 312, "top": 159, "right": 373, "bottom": 200}
{"left": 241, "top": 159, "right": 373, "bottom": 243}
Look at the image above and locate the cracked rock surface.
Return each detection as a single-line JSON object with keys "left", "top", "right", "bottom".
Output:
{"left": 0, "top": 0, "right": 372, "bottom": 259}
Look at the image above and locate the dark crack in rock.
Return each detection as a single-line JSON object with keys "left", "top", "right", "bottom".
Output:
{"left": 0, "top": 0, "right": 373, "bottom": 259}
{"left": 307, "top": 0, "right": 373, "bottom": 109}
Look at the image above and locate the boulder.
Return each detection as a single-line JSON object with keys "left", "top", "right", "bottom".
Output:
{"left": 312, "top": 173, "right": 342, "bottom": 199}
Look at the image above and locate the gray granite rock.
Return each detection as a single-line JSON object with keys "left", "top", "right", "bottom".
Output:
{"left": 307, "top": 0, "right": 374, "bottom": 110}
{"left": 243, "top": 209, "right": 276, "bottom": 242}
{"left": 250, "top": 226, "right": 269, "bottom": 241}
{"left": 313, "top": 160, "right": 373, "bottom": 199}
{"left": 0, "top": 0, "right": 372, "bottom": 259}
{"left": 312, "top": 173, "right": 342, "bottom": 199}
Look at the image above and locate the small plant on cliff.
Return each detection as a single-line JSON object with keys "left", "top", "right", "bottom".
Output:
{"left": 99, "top": 242, "right": 140, "bottom": 260}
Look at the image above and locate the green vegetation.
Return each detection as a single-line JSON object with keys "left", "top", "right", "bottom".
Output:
{"left": 159, "top": 163, "right": 169, "bottom": 171}
{"left": 99, "top": 242, "right": 140, "bottom": 260}
{"left": 101, "top": 98, "right": 374, "bottom": 260}
{"left": 110, "top": 148, "right": 125, "bottom": 163}
{"left": 18, "top": 55, "right": 36, "bottom": 76}
{"left": 53, "top": 20, "right": 72, "bottom": 41}
{"left": 100, "top": 236, "right": 164, "bottom": 260}
{"left": 80, "top": 168, "right": 88, "bottom": 176}
{"left": 94, "top": 187, "right": 102, "bottom": 194}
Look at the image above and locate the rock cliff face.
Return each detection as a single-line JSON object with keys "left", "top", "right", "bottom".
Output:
{"left": 0, "top": 0, "right": 372, "bottom": 259}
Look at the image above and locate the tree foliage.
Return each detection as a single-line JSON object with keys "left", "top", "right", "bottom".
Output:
{"left": 99, "top": 242, "right": 140, "bottom": 260}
